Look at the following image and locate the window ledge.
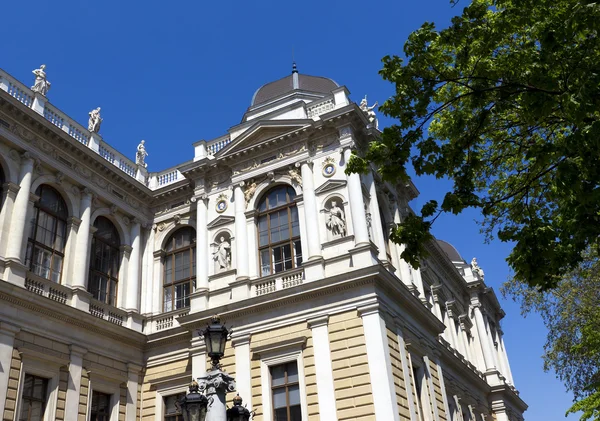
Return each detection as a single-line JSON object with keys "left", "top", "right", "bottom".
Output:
{"left": 251, "top": 335, "right": 307, "bottom": 357}
{"left": 208, "top": 268, "right": 237, "bottom": 281}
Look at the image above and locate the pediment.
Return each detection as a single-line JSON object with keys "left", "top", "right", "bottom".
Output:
{"left": 315, "top": 179, "right": 347, "bottom": 195}
{"left": 217, "top": 120, "right": 312, "bottom": 158}
{"left": 207, "top": 215, "right": 235, "bottom": 229}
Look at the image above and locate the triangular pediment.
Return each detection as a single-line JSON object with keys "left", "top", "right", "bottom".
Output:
{"left": 207, "top": 215, "right": 235, "bottom": 229}
{"left": 315, "top": 179, "right": 347, "bottom": 195}
{"left": 217, "top": 120, "right": 312, "bottom": 158}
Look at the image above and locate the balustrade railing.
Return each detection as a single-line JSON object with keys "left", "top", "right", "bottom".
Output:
{"left": 306, "top": 98, "right": 335, "bottom": 119}
{"left": 252, "top": 268, "right": 304, "bottom": 297}
{"left": 24, "top": 274, "right": 71, "bottom": 305}
{"left": 0, "top": 68, "right": 188, "bottom": 188}
{"left": 88, "top": 299, "right": 126, "bottom": 326}
{"left": 147, "top": 309, "right": 190, "bottom": 333}
{"left": 206, "top": 137, "right": 231, "bottom": 156}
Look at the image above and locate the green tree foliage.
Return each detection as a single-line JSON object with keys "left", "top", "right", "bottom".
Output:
{"left": 347, "top": 0, "right": 600, "bottom": 290}
{"left": 503, "top": 251, "right": 600, "bottom": 420}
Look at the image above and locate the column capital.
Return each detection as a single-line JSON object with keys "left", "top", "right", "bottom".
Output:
{"left": 127, "top": 363, "right": 143, "bottom": 374}
{"left": 231, "top": 334, "right": 251, "bottom": 347}
{"left": 0, "top": 321, "right": 20, "bottom": 336}
{"left": 80, "top": 187, "right": 94, "bottom": 199}
{"left": 69, "top": 344, "right": 88, "bottom": 357}
{"left": 120, "top": 244, "right": 133, "bottom": 255}
{"left": 21, "top": 151, "right": 35, "bottom": 163}
{"left": 307, "top": 315, "right": 329, "bottom": 329}
{"left": 357, "top": 302, "right": 380, "bottom": 318}
{"left": 3, "top": 182, "right": 20, "bottom": 195}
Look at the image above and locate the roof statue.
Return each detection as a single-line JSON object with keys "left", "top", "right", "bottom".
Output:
{"left": 88, "top": 107, "right": 102, "bottom": 133}
{"left": 360, "top": 95, "right": 378, "bottom": 129}
{"left": 31, "top": 64, "right": 51, "bottom": 96}
{"left": 471, "top": 257, "right": 485, "bottom": 279}
{"left": 136, "top": 140, "right": 148, "bottom": 167}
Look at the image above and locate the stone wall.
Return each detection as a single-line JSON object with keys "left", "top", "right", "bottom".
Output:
{"left": 2, "top": 348, "right": 21, "bottom": 421}
{"left": 387, "top": 327, "right": 411, "bottom": 420}
{"left": 328, "top": 311, "right": 375, "bottom": 420}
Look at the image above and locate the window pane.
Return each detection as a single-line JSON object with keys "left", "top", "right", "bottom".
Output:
{"left": 273, "top": 387, "right": 287, "bottom": 409}
{"left": 290, "top": 405, "right": 302, "bottom": 421}
{"left": 258, "top": 216, "right": 269, "bottom": 246}
{"left": 287, "top": 363, "right": 299, "bottom": 383}
{"left": 271, "top": 365, "right": 286, "bottom": 386}
{"left": 163, "top": 287, "right": 173, "bottom": 312}
{"left": 273, "top": 247, "right": 283, "bottom": 273}
{"left": 260, "top": 249, "right": 271, "bottom": 276}
{"left": 288, "top": 385, "right": 300, "bottom": 406}
{"left": 294, "top": 241, "right": 302, "bottom": 267}
{"left": 270, "top": 213, "right": 281, "bottom": 243}
{"left": 290, "top": 206, "right": 299, "bottom": 237}
{"left": 274, "top": 408, "right": 288, "bottom": 421}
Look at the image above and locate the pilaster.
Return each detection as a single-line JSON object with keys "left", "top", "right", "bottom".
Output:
{"left": 307, "top": 315, "right": 337, "bottom": 420}
{"left": 358, "top": 304, "right": 400, "bottom": 421}
{"left": 0, "top": 321, "right": 19, "bottom": 418}
{"left": 125, "top": 220, "right": 141, "bottom": 312}
{"left": 195, "top": 195, "right": 209, "bottom": 295}
{"left": 126, "top": 363, "right": 142, "bottom": 421}
{"left": 233, "top": 183, "right": 249, "bottom": 280}
{"left": 64, "top": 345, "right": 87, "bottom": 421}
{"left": 6, "top": 152, "right": 34, "bottom": 262}
{"left": 232, "top": 334, "right": 252, "bottom": 412}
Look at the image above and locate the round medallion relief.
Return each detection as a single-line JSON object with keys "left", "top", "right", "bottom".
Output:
{"left": 216, "top": 199, "right": 228, "bottom": 213}
{"left": 322, "top": 163, "right": 336, "bottom": 177}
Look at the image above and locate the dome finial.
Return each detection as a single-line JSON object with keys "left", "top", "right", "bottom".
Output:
{"left": 292, "top": 60, "right": 299, "bottom": 89}
{"left": 292, "top": 61, "right": 298, "bottom": 74}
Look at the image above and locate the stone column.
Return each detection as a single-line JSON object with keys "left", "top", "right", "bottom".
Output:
{"left": 364, "top": 172, "right": 388, "bottom": 262}
{"left": 232, "top": 335, "right": 252, "bottom": 413}
{"left": 5, "top": 153, "right": 34, "bottom": 261}
{"left": 359, "top": 304, "right": 400, "bottom": 421}
{"left": 422, "top": 355, "right": 441, "bottom": 421}
{"left": 199, "top": 369, "right": 236, "bottom": 421}
{"left": 307, "top": 316, "right": 337, "bottom": 420}
{"left": 125, "top": 220, "right": 141, "bottom": 311}
{"left": 0, "top": 182, "right": 19, "bottom": 257}
{"left": 64, "top": 345, "right": 87, "bottom": 421}
{"left": 299, "top": 161, "right": 322, "bottom": 260}
{"left": 191, "top": 336, "right": 207, "bottom": 380}
{"left": 472, "top": 305, "right": 495, "bottom": 371}
{"left": 343, "top": 148, "right": 370, "bottom": 245}
{"left": 71, "top": 189, "right": 93, "bottom": 290}
{"left": 435, "top": 357, "right": 452, "bottom": 421}
{"left": 196, "top": 195, "right": 209, "bottom": 291}
{"left": 233, "top": 184, "right": 249, "bottom": 279}
{"left": 498, "top": 330, "right": 514, "bottom": 385}
{"left": 0, "top": 321, "right": 19, "bottom": 418}
{"left": 126, "top": 364, "right": 141, "bottom": 421}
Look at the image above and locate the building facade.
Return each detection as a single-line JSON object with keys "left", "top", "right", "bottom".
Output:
{"left": 0, "top": 65, "right": 526, "bottom": 421}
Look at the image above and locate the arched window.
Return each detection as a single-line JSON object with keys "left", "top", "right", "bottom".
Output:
{"left": 164, "top": 227, "right": 196, "bottom": 312}
{"left": 257, "top": 186, "right": 302, "bottom": 277}
{"left": 88, "top": 217, "right": 121, "bottom": 305}
{"left": 26, "top": 185, "right": 68, "bottom": 283}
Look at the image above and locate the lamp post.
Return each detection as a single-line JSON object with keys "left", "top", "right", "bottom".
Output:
{"left": 177, "top": 381, "right": 208, "bottom": 421}
{"left": 226, "top": 394, "right": 252, "bottom": 421}
{"left": 198, "top": 315, "right": 237, "bottom": 421}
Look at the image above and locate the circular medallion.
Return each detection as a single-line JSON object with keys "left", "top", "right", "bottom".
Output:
{"left": 322, "top": 163, "right": 336, "bottom": 177}
{"left": 216, "top": 199, "right": 227, "bottom": 213}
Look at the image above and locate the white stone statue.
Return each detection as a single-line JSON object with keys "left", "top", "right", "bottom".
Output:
{"left": 213, "top": 236, "right": 231, "bottom": 270}
{"left": 88, "top": 107, "right": 102, "bottom": 133}
{"left": 244, "top": 181, "right": 257, "bottom": 205}
{"left": 325, "top": 200, "right": 346, "bottom": 237}
{"left": 136, "top": 140, "right": 148, "bottom": 167}
{"left": 31, "top": 64, "right": 51, "bottom": 96}
{"left": 360, "top": 96, "right": 378, "bottom": 129}
{"left": 471, "top": 257, "right": 485, "bottom": 279}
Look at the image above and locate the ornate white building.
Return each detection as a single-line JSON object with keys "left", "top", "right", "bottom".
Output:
{"left": 0, "top": 65, "right": 526, "bottom": 421}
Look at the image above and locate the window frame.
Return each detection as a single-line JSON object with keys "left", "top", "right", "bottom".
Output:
{"left": 89, "top": 390, "right": 113, "bottom": 421}
{"left": 87, "top": 377, "right": 120, "bottom": 421}
{"left": 408, "top": 354, "right": 434, "bottom": 421}
{"left": 153, "top": 385, "right": 188, "bottom": 421}
{"left": 162, "top": 227, "right": 196, "bottom": 313}
{"left": 88, "top": 217, "right": 121, "bottom": 306}
{"left": 258, "top": 346, "right": 308, "bottom": 421}
{"left": 270, "top": 362, "right": 302, "bottom": 421}
{"left": 18, "top": 374, "right": 49, "bottom": 421}
{"left": 14, "top": 355, "right": 61, "bottom": 421}
{"left": 256, "top": 186, "right": 302, "bottom": 277}
{"left": 26, "top": 185, "right": 68, "bottom": 284}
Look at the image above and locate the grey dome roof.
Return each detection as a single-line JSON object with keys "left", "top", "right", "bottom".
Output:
{"left": 437, "top": 240, "right": 464, "bottom": 262}
{"left": 251, "top": 73, "right": 339, "bottom": 106}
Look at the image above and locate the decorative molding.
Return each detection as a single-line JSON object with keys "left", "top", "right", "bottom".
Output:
{"left": 207, "top": 215, "right": 235, "bottom": 230}
{"left": 314, "top": 179, "right": 347, "bottom": 195}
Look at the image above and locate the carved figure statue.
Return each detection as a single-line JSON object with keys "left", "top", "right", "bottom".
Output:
{"left": 213, "top": 236, "right": 231, "bottom": 270}
{"left": 31, "top": 64, "right": 51, "bottom": 96}
{"left": 136, "top": 140, "right": 148, "bottom": 167}
{"left": 88, "top": 107, "right": 102, "bottom": 133}
{"left": 244, "top": 181, "right": 257, "bottom": 205}
{"left": 326, "top": 200, "right": 346, "bottom": 237}
{"left": 471, "top": 257, "right": 485, "bottom": 279}
{"left": 288, "top": 168, "right": 302, "bottom": 188}
{"left": 360, "top": 96, "right": 378, "bottom": 129}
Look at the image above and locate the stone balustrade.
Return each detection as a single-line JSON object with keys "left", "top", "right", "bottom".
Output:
{"left": 306, "top": 97, "right": 335, "bottom": 119}
{"left": 251, "top": 268, "right": 304, "bottom": 297}
{"left": 206, "top": 137, "right": 231, "bottom": 156}
{"left": 0, "top": 67, "right": 185, "bottom": 189}
{"left": 88, "top": 299, "right": 127, "bottom": 326}
{"left": 24, "top": 274, "right": 71, "bottom": 305}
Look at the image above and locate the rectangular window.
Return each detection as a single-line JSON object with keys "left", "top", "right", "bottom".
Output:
{"left": 90, "top": 391, "right": 111, "bottom": 421}
{"left": 271, "top": 362, "right": 301, "bottom": 421}
{"left": 19, "top": 374, "right": 48, "bottom": 421}
{"left": 164, "top": 393, "right": 185, "bottom": 421}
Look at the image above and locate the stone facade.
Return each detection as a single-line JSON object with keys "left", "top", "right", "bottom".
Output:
{"left": 0, "top": 66, "right": 526, "bottom": 421}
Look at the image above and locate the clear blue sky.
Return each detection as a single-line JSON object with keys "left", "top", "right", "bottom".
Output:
{"left": 1, "top": 0, "right": 576, "bottom": 419}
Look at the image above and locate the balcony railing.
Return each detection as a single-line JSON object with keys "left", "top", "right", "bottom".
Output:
{"left": 24, "top": 273, "right": 71, "bottom": 305}
{"left": 0, "top": 67, "right": 184, "bottom": 189}
{"left": 88, "top": 299, "right": 127, "bottom": 326}
{"left": 251, "top": 268, "right": 304, "bottom": 297}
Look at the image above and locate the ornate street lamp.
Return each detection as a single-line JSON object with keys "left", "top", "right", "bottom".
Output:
{"left": 226, "top": 394, "right": 252, "bottom": 421}
{"left": 200, "top": 315, "right": 229, "bottom": 369}
{"left": 176, "top": 381, "right": 208, "bottom": 421}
